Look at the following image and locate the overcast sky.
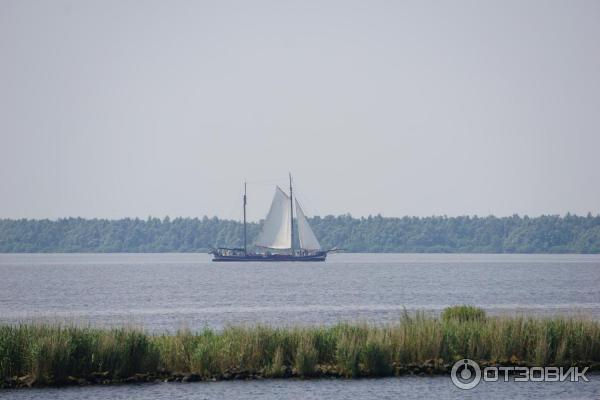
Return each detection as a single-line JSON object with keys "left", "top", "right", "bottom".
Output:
{"left": 1, "top": 0, "right": 599, "bottom": 221}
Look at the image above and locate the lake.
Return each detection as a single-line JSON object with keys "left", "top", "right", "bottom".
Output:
{"left": 1, "top": 253, "right": 599, "bottom": 399}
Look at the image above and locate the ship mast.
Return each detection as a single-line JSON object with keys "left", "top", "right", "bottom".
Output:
{"left": 243, "top": 181, "right": 247, "bottom": 255}
{"left": 289, "top": 173, "right": 295, "bottom": 254}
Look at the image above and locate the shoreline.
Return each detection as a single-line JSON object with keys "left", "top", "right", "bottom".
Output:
{"left": 5, "top": 362, "right": 600, "bottom": 390}
{"left": 2, "top": 307, "right": 600, "bottom": 389}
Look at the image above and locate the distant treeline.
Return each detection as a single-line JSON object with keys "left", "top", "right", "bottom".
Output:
{"left": 1, "top": 214, "right": 600, "bottom": 253}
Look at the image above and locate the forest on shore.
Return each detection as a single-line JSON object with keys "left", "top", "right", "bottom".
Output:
{"left": 1, "top": 214, "right": 599, "bottom": 253}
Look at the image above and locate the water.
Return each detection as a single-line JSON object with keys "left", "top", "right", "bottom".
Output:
{"left": 2, "top": 376, "right": 599, "bottom": 400}
{"left": 1, "top": 253, "right": 600, "bottom": 399}
{"left": 1, "top": 253, "right": 600, "bottom": 331}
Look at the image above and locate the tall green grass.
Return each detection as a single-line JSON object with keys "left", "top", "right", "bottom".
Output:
{"left": 0, "top": 325, "right": 159, "bottom": 385}
{"left": 1, "top": 307, "right": 599, "bottom": 386}
{"left": 441, "top": 305, "right": 487, "bottom": 323}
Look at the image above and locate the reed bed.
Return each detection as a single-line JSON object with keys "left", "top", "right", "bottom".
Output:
{"left": 1, "top": 307, "right": 600, "bottom": 387}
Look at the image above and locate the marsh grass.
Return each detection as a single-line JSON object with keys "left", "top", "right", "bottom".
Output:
{"left": 2, "top": 307, "right": 600, "bottom": 386}
{"left": 294, "top": 335, "right": 318, "bottom": 377}
{"left": 441, "top": 305, "right": 487, "bottom": 323}
{"left": 266, "top": 346, "right": 285, "bottom": 377}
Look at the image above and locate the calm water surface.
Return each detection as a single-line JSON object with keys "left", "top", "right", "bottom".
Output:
{"left": 1, "top": 253, "right": 599, "bottom": 331}
{"left": 1, "top": 376, "right": 599, "bottom": 400}
{"left": 1, "top": 253, "right": 600, "bottom": 399}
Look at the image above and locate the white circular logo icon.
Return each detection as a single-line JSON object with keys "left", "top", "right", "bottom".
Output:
{"left": 451, "top": 359, "right": 482, "bottom": 390}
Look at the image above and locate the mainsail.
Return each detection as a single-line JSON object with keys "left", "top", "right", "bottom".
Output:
{"left": 295, "top": 199, "right": 322, "bottom": 250}
{"left": 255, "top": 186, "right": 292, "bottom": 249}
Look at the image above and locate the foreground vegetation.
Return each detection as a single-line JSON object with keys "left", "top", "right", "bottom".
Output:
{"left": 2, "top": 213, "right": 600, "bottom": 253}
{"left": 1, "top": 307, "right": 599, "bottom": 388}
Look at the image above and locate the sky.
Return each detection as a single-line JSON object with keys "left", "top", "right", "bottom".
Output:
{"left": 1, "top": 0, "right": 599, "bottom": 221}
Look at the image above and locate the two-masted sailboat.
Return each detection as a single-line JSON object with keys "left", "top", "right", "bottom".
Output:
{"left": 210, "top": 174, "right": 331, "bottom": 262}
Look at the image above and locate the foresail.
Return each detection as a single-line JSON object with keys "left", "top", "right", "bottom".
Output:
{"left": 295, "top": 199, "right": 321, "bottom": 250}
{"left": 255, "top": 187, "right": 292, "bottom": 249}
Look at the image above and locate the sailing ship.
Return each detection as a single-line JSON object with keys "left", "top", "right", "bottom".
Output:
{"left": 210, "top": 174, "right": 332, "bottom": 262}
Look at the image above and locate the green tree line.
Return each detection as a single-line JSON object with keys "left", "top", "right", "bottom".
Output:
{"left": 1, "top": 214, "right": 599, "bottom": 253}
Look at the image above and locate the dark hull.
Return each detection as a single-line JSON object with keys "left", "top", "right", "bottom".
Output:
{"left": 212, "top": 252, "right": 327, "bottom": 262}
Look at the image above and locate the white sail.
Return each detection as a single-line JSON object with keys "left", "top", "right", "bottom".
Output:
{"left": 255, "top": 186, "right": 292, "bottom": 249}
{"left": 295, "top": 199, "right": 321, "bottom": 250}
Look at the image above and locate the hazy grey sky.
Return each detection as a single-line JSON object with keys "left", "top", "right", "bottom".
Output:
{"left": 1, "top": 0, "right": 599, "bottom": 221}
